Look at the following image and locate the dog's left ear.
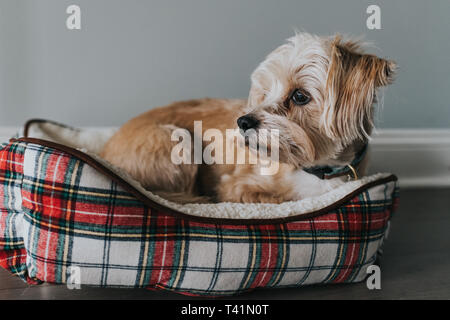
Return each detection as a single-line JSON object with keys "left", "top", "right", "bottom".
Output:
{"left": 322, "top": 36, "right": 397, "bottom": 143}
{"left": 358, "top": 51, "right": 397, "bottom": 88}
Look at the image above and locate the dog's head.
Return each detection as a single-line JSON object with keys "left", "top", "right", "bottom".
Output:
{"left": 238, "top": 33, "right": 396, "bottom": 167}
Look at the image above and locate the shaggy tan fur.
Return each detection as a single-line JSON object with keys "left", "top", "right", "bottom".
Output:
{"left": 100, "top": 33, "right": 396, "bottom": 204}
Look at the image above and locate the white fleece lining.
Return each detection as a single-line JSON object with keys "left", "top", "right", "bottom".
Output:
{"left": 23, "top": 121, "right": 395, "bottom": 220}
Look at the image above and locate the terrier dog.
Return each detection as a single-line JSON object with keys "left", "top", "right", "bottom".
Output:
{"left": 100, "top": 33, "right": 396, "bottom": 203}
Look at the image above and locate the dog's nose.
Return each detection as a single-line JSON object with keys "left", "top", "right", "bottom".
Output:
{"left": 237, "top": 115, "right": 259, "bottom": 132}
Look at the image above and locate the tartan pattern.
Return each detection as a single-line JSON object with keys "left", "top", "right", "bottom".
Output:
{"left": 0, "top": 140, "right": 399, "bottom": 296}
{"left": 0, "top": 141, "right": 41, "bottom": 283}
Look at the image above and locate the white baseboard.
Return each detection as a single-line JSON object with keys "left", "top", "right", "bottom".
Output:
{"left": 1, "top": 126, "right": 450, "bottom": 188}
{"left": 369, "top": 129, "right": 450, "bottom": 188}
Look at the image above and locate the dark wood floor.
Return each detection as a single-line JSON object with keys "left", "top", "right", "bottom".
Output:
{"left": 1, "top": 188, "right": 450, "bottom": 300}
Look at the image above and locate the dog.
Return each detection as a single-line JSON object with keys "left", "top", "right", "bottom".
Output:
{"left": 100, "top": 32, "right": 396, "bottom": 204}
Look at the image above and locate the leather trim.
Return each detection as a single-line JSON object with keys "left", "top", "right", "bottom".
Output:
{"left": 23, "top": 118, "right": 77, "bottom": 138}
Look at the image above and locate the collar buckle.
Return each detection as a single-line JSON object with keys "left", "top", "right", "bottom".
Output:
{"left": 346, "top": 164, "right": 358, "bottom": 181}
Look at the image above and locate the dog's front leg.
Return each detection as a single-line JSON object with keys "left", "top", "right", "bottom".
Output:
{"left": 217, "top": 176, "right": 288, "bottom": 203}
{"left": 215, "top": 165, "right": 298, "bottom": 203}
{"left": 288, "top": 170, "right": 346, "bottom": 200}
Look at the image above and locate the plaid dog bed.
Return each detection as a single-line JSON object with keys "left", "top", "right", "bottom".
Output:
{"left": 0, "top": 121, "right": 399, "bottom": 296}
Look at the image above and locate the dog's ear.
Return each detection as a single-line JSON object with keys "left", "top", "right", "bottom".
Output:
{"left": 322, "top": 36, "right": 397, "bottom": 144}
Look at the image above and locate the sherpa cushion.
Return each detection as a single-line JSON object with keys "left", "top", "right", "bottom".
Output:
{"left": 0, "top": 120, "right": 399, "bottom": 296}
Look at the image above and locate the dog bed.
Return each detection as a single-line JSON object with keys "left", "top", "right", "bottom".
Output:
{"left": 0, "top": 119, "right": 399, "bottom": 296}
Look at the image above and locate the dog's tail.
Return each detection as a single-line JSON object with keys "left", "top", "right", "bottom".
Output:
{"left": 153, "top": 191, "right": 213, "bottom": 204}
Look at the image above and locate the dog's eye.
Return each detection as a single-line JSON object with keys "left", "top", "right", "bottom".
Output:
{"left": 291, "top": 89, "right": 311, "bottom": 106}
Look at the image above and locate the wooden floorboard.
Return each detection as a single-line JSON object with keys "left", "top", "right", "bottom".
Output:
{"left": 1, "top": 188, "right": 449, "bottom": 299}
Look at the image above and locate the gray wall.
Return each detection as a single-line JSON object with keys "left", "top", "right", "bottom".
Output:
{"left": 1, "top": 0, "right": 449, "bottom": 128}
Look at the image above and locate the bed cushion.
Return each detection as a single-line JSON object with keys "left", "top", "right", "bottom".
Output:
{"left": 0, "top": 120, "right": 399, "bottom": 296}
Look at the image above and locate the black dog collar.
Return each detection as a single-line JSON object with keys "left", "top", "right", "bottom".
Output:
{"left": 303, "top": 144, "right": 368, "bottom": 180}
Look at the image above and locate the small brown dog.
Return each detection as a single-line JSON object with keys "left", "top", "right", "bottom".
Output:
{"left": 101, "top": 33, "right": 396, "bottom": 203}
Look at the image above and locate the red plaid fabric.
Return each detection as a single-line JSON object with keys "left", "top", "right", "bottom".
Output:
{"left": 0, "top": 139, "right": 399, "bottom": 296}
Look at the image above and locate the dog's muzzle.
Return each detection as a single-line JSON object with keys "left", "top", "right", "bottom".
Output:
{"left": 237, "top": 115, "right": 259, "bottom": 132}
